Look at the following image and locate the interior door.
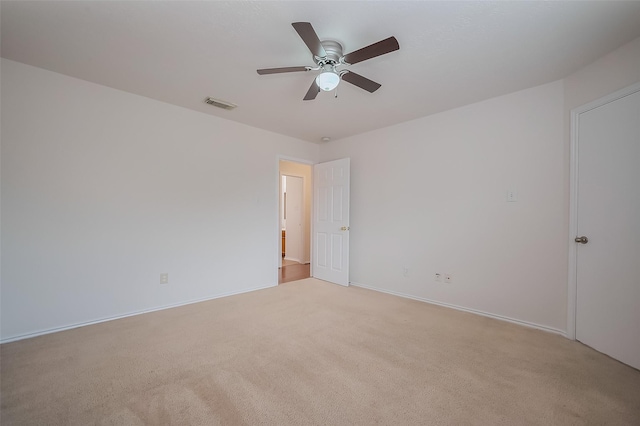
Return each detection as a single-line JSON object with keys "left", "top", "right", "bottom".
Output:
{"left": 575, "top": 86, "right": 640, "bottom": 370}
{"left": 313, "top": 158, "right": 350, "bottom": 286}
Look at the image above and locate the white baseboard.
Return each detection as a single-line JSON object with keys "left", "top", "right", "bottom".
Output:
{"left": 349, "top": 281, "right": 567, "bottom": 337}
{"left": 3, "top": 281, "right": 566, "bottom": 344}
{"left": 0, "top": 283, "right": 276, "bottom": 344}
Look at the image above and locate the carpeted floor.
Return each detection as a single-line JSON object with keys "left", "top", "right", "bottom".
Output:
{"left": 1, "top": 278, "right": 639, "bottom": 425}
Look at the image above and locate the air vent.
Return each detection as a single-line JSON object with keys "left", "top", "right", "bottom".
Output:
{"left": 204, "top": 97, "right": 237, "bottom": 110}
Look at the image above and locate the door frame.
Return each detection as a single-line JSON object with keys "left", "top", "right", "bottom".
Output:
{"left": 276, "top": 155, "right": 314, "bottom": 282}
{"left": 567, "top": 81, "right": 640, "bottom": 340}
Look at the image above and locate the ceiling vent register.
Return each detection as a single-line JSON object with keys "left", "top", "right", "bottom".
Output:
{"left": 204, "top": 97, "right": 237, "bottom": 110}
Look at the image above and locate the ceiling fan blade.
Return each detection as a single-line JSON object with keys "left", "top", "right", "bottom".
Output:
{"left": 257, "top": 66, "right": 309, "bottom": 75}
{"left": 292, "top": 22, "right": 327, "bottom": 58}
{"left": 341, "top": 71, "right": 381, "bottom": 93}
{"left": 303, "top": 80, "right": 320, "bottom": 101}
{"left": 342, "top": 36, "right": 399, "bottom": 65}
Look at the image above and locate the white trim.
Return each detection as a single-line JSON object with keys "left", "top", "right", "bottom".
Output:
{"left": 568, "top": 108, "right": 580, "bottom": 340}
{"left": 571, "top": 82, "right": 640, "bottom": 116}
{"left": 351, "top": 281, "right": 567, "bottom": 337}
{"left": 278, "top": 155, "right": 315, "bottom": 166}
{"left": 567, "top": 81, "right": 640, "bottom": 341}
{"left": 0, "top": 283, "right": 276, "bottom": 344}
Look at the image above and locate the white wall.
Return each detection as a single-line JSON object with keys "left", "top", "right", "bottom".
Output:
{"left": 3, "top": 36, "right": 638, "bottom": 342}
{"left": 0, "top": 59, "right": 319, "bottom": 341}
{"left": 564, "top": 37, "right": 640, "bottom": 112}
{"left": 320, "top": 81, "right": 567, "bottom": 332}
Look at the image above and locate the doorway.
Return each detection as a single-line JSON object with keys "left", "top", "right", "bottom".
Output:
{"left": 279, "top": 160, "right": 312, "bottom": 283}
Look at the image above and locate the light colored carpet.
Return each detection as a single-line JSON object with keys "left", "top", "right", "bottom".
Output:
{"left": 1, "top": 278, "right": 639, "bottom": 425}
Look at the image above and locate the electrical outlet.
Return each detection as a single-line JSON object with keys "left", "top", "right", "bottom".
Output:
{"left": 402, "top": 267, "right": 410, "bottom": 277}
{"left": 444, "top": 274, "right": 452, "bottom": 283}
{"left": 435, "top": 273, "right": 442, "bottom": 282}
{"left": 160, "top": 273, "right": 168, "bottom": 285}
{"left": 507, "top": 190, "right": 518, "bottom": 202}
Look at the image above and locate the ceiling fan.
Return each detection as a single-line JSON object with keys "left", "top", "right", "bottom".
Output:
{"left": 257, "top": 22, "right": 399, "bottom": 100}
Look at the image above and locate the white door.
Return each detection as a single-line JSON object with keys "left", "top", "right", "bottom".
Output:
{"left": 575, "top": 85, "right": 640, "bottom": 370}
{"left": 313, "top": 158, "right": 350, "bottom": 286}
{"left": 284, "top": 175, "right": 303, "bottom": 263}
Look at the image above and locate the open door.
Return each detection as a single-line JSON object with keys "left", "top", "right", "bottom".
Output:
{"left": 313, "top": 158, "right": 350, "bottom": 286}
{"left": 572, "top": 84, "right": 640, "bottom": 370}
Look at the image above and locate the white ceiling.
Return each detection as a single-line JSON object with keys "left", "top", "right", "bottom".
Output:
{"left": 3, "top": 1, "right": 640, "bottom": 144}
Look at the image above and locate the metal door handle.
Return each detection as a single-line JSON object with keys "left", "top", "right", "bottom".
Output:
{"left": 575, "top": 236, "right": 588, "bottom": 244}
{"left": 340, "top": 226, "right": 350, "bottom": 231}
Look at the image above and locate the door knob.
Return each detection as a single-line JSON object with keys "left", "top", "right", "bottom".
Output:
{"left": 340, "top": 226, "right": 350, "bottom": 231}
{"left": 575, "top": 236, "right": 588, "bottom": 244}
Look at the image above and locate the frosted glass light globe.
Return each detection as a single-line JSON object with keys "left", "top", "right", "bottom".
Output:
{"left": 316, "top": 72, "right": 340, "bottom": 91}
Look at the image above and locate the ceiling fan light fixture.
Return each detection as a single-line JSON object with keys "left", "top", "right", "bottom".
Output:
{"left": 316, "top": 71, "right": 340, "bottom": 91}
{"left": 257, "top": 22, "right": 399, "bottom": 100}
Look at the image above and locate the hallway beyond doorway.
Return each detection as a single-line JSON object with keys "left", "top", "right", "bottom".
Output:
{"left": 278, "top": 261, "right": 310, "bottom": 284}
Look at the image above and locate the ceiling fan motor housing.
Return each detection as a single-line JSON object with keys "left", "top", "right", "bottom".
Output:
{"left": 316, "top": 40, "right": 344, "bottom": 66}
